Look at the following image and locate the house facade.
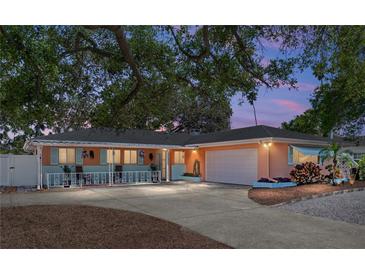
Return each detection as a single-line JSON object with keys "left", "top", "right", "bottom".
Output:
{"left": 24, "top": 125, "right": 332, "bottom": 189}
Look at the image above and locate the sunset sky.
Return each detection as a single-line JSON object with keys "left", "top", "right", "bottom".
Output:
{"left": 230, "top": 40, "right": 319, "bottom": 129}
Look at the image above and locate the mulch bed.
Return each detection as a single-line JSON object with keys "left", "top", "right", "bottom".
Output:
{"left": 0, "top": 205, "right": 230, "bottom": 249}
{"left": 248, "top": 181, "right": 365, "bottom": 206}
{"left": 0, "top": 186, "right": 18, "bottom": 193}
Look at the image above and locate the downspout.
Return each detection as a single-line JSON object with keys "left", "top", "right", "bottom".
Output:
{"left": 267, "top": 146, "right": 270, "bottom": 178}
{"left": 36, "top": 145, "right": 43, "bottom": 190}
{"left": 166, "top": 149, "right": 170, "bottom": 182}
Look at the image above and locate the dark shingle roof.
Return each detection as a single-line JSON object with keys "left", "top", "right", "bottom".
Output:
{"left": 34, "top": 128, "right": 192, "bottom": 146}
{"left": 184, "top": 125, "right": 329, "bottom": 144}
{"left": 32, "top": 125, "right": 330, "bottom": 146}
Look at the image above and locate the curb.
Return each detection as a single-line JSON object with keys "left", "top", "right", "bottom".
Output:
{"left": 270, "top": 187, "right": 365, "bottom": 208}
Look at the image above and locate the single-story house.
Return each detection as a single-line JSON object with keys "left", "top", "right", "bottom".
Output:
{"left": 24, "top": 125, "right": 334, "bottom": 189}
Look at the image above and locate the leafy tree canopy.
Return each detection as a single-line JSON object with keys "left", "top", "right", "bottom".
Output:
{"left": 280, "top": 26, "right": 365, "bottom": 137}
{"left": 1, "top": 25, "right": 364, "bottom": 152}
{"left": 1, "top": 25, "right": 297, "bottom": 147}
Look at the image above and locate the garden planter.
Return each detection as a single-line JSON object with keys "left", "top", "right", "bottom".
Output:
{"left": 179, "top": 176, "right": 201, "bottom": 183}
{"left": 252, "top": 181, "right": 297, "bottom": 189}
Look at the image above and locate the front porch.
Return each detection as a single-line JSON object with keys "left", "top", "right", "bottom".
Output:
{"left": 38, "top": 145, "right": 200, "bottom": 189}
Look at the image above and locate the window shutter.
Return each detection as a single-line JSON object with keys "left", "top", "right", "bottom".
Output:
{"left": 76, "top": 148, "right": 83, "bottom": 165}
{"left": 51, "top": 147, "right": 59, "bottom": 165}
{"left": 100, "top": 149, "right": 107, "bottom": 165}
{"left": 288, "top": 146, "right": 293, "bottom": 165}
{"left": 138, "top": 149, "right": 144, "bottom": 165}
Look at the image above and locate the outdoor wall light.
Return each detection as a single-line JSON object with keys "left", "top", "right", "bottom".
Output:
{"left": 262, "top": 142, "right": 272, "bottom": 148}
{"left": 192, "top": 149, "right": 197, "bottom": 153}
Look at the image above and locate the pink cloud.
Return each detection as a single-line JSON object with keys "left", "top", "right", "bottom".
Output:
{"left": 296, "top": 82, "right": 318, "bottom": 92}
{"left": 272, "top": 99, "right": 307, "bottom": 113}
{"left": 277, "top": 81, "right": 318, "bottom": 93}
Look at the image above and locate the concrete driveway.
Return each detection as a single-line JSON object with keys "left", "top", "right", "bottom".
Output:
{"left": 1, "top": 181, "right": 365, "bottom": 248}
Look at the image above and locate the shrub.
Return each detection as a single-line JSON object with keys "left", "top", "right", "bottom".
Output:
{"left": 290, "top": 162, "right": 321, "bottom": 184}
{"left": 273, "top": 177, "right": 292, "bottom": 182}
{"left": 257, "top": 177, "right": 276, "bottom": 183}
{"left": 359, "top": 155, "right": 365, "bottom": 180}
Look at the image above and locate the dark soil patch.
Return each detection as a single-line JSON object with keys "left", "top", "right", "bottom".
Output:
{"left": 0, "top": 205, "right": 230, "bottom": 249}
{"left": 248, "top": 181, "right": 365, "bottom": 206}
{"left": 0, "top": 186, "right": 17, "bottom": 193}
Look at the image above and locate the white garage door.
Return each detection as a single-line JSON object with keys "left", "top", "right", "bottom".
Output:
{"left": 205, "top": 149, "right": 257, "bottom": 185}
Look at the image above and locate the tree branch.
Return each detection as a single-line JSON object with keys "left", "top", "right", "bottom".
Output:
{"left": 63, "top": 30, "right": 118, "bottom": 58}
{"left": 168, "top": 26, "right": 210, "bottom": 62}
{"left": 84, "top": 25, "right": 143, "bottom": 105}
{"left": 62, "top": 46, "right": 117, "bottom": 58}
{"left": 232, "top": 26, "right": 271, "bottom": 88}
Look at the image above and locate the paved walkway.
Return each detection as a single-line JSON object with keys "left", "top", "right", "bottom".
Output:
{"left": 1, "top": 182, "right": 365, "bottom": 248}
{"left": 281, "top": 190, "right": 365, "bottom": 225}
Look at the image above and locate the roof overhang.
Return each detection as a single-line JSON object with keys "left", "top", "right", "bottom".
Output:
{"left": 25, "top": 139, "right": 192, "bottom": 151}
{"left": 186, "top": 137, "right": 329, "bottom": 148}
{"left": 24, "top": 137, "right": 329, "bottom": 153}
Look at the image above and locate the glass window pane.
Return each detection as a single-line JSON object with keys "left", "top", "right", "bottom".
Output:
{"left": 114, "top": 150, "right": 121, "bottom": 163}
{"left": 131, "top": 150, "right": 137, "bottom": 164}
{"left": 67, "top": 148, "right": 75, "bottom": 164}
{"left": 124, "top": 150, "right": 130, "bottom": 164}
{"left": 107, "top": 149, "right": 113, "bottom": 164}
{"left": 59, "top": 148, "right": 67, "bottom": 164}
{"left": 174, "top": 151, "right": 184, "bottom": 164}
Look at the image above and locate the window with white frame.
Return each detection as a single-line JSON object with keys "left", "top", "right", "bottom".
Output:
{"left": 174, "top": 151, "right": 185, "bottom": 164}
{"left": 124, "top": 150, "right": 137, "bottom": 164}
{"left": 107, "top": 149, "right": 121, "bottom": 164}
{"left": 59, "top": 148, "right": 75, "bottom": 164}
{"left": 288, "top": 146, "right": 319, "bottom": 165}
{"left": 353, "top": 152, "right": 365, "bottom": 161}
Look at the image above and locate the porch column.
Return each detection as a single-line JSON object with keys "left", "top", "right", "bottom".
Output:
{"left": 36, "top": 145, "right": 43, "bottom": 190}
{"left": 166, "top": 149, "right": 170, "bottom": 182}
{"left": 267, "top": 146, "right": 270, "bottom": 178}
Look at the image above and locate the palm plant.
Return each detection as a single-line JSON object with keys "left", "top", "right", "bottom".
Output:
{"left": 338, "top": 152, "right": 359, "bottom": 184}
{"left": 319, "top": 143, "right": 341, "bottom": 185}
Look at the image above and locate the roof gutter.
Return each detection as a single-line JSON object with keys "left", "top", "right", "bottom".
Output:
{"left": 28, "top": 140, "right": 192, "bottom": 150}
{"left": 186, "top": 137, "right": 329, "bottom": 148}
{"left": 26, "top": 136, "right": 329, "bottom": 151}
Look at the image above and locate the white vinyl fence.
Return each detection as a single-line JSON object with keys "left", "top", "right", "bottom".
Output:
{"left": 0, "top": 154, "right": 38, "bottom": 187}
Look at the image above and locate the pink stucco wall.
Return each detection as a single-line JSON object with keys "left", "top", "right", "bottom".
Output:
{"left": 185, "top": 142, "right": 294, "bottom": 181}
{"left": 269, "top": 142, "right": 293, "bottom": 178}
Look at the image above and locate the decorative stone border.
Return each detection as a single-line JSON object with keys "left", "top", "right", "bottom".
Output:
{"left": 270, "top": 187, "right": 365, "bottom": 207}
